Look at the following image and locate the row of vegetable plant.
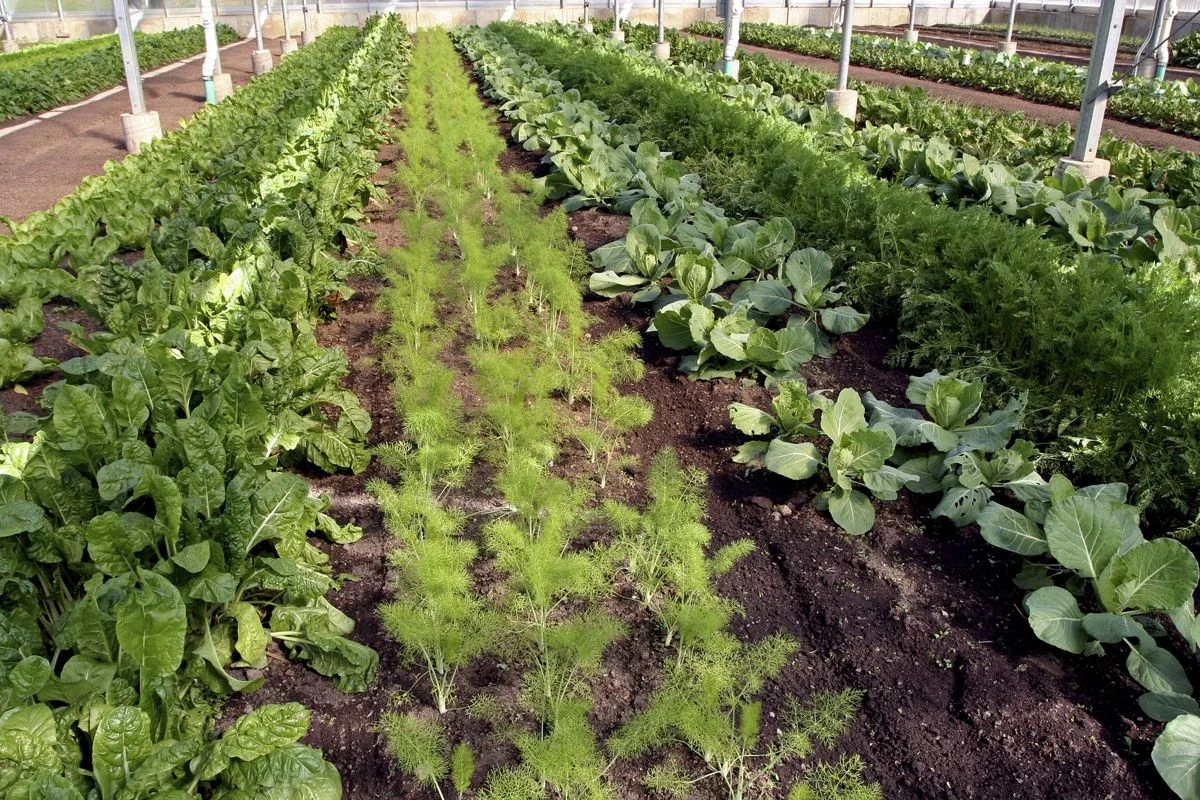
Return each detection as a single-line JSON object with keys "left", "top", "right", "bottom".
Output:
{"left": 0, "top": 22, "right": 343, "bottom": 389}
{"left": 923, "top": 21, "right": 1200, "bottom": 69}
{"left": 489, "top": 21, "right": 1200, "bottom": 535}
{"left": 689, "top": 21, "right": 1200, "bottom": 138}
{"left": 926, "top": 22, "right": 1141, "bottom": 50}
{"left": 0, "top": 17, "right": 411, "bottom": 799}
{"left": 726, "top": 370, "right": 1200, "bottom": 799}
{"left": 0, "top": 33, "right": 118, "bottom": 66}
{"left": 601, "top": 22, "right": 1200, "bottom": 207}
{"left": 557, "top": 23, "right": 1200, "bottom": 265}
{"left": 0, "top": 24, "right": 240, "bottom": 121}
{"left": 478, "top": 21, "right": 1200, "bottom": 798}
{"left": 373, "top": 29, "right": 880, "bottom": 800}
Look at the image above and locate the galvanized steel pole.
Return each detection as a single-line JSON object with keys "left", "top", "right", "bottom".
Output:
{"left": 1059, "top": 0, "right": 1127, "bottom": 179}
{"left": 836, "top": 0, "right": 853, "bottom": 90}
{"left": 719, "top": 0, "right": 742, "bottom": 78}
{"left": 251, "top": 0, "right": 264, "bottom": 50}
{"left": 1004, "top": 0, "right": 1018, "bottom": 40}
{"left": 0, "top": 0, "right": 16, "bottom": 51}
{"left": 113, "top": 0, "right": 161, "bottom": 152}
{"left": 113, "top": 0, "right": 146, "bottom": 114}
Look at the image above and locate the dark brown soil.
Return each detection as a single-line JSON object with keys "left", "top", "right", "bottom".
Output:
{"left": 577, "top": 287, "right": 1163, "bottom": 800}
{"left": 568, "top": 207, "right": 630, "bottom": 250}
{"left": 0, "top": 302, "right": 99, "bottom": 416}
{"left": 696, "top": 35, "right": 1200, "bottom": 152}
{"left": 234, "top": 62, "right": 1174, "bottom": 800}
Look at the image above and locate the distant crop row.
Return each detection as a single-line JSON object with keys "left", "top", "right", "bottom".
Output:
{"left": 692, "top": 21, "right": 1200, "bottom": 137}
{"left": 0, "top": 24, "right": 240, "bottom": 121}
{"left": 0, "top": 18, "right": 410, "bottom": 798}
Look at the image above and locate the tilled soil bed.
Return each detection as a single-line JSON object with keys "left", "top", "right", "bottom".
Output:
{"left": 229, "top": 52, "right": 1175, "bottom": 800}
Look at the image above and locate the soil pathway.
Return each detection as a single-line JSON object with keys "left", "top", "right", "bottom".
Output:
{"left": 697, "top": 34, "right": 1200, "bottom": 152}
{"left": 0, "top": 36, "right": 282, "bottom": 222}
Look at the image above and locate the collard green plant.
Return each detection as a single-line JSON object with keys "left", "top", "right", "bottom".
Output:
{"left": 1154, "top": 714, "right": 1200, "bottom": 800}
{"left": 975, "top": 475, "right": 1200, "bottom": 750}
{"left": 730, "top": 381, "right": 913, "bottom": 535}
{"left": 588, "top": 200, "right": 678, "bottom": 302}
{"left": 736, "top": 247, "right": 868, "bottom": 356}
{"left": 867, "top": 371, "right": 1034, "bottom": 526}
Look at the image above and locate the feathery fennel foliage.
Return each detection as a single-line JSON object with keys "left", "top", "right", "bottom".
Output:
{"left": 382, "top": 712, "right": 450, "bottom": 796}
{"left": 375, "top": 30, "right": 880, "bottom": 800}
{"left": 380, "top": 536, "right": 495, "bottom": 712}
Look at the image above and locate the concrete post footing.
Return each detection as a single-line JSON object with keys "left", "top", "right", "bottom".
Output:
{"left": 251, "top": 49, "right": 273, "bottom": 75}
{"left": 121, "top": 110, "right": 161, "bottom": 154}
{"left": 825, "top": 88, "right": 859, "bottom": 120}
{"left": 1056, "top": 157, "right": 1111, "bottom": 182}
{"left": 212, "top": 72, "right": 234, "bottom": 101}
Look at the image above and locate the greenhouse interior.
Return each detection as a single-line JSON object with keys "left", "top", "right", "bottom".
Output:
{"left": 3, "top": 0, "right": 1200, "bottom": 796}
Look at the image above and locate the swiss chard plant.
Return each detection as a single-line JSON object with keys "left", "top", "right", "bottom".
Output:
{"left": 0, "top": 17, "right": 414, "bottom": 798}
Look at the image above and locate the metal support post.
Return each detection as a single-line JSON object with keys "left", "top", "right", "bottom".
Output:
{"left": 718, "top": 0, "right": 741, "bottom": 78}
{"left": 998, "top": 0, "right": 1018, "bottom": 55}
{"left": 251, "top": 0, "right": 264, "bottom": 50}
{"left": 280, "top": 0, "right": 297, "bottom": 54}
{"left": 113, "top": 0, "right": 161, "bottom": 152}
{"left": 654, "top": 0, "right": 669, "bottom": 57}
{"left": 825, "top": 0, "right": 858, "bottom": 118}
{"left": 199, "top": 0, "right": 227, "bottom": 102}
{"left": 114, "top": 0, "right": 146, "bottom": 114}
{"left": 835, "top": 0, "right": 852, "bottom": 89}
{"left": 249, "top": 0, "right": 273, "bottom": 74}
{"left": 1058, "top": 0, "right": 1127, "bottom": 180}
{"left": 904, "top": 0, "right": 918, "bottom": 41}
{"left": 1156, "top": 0, "right": 1177, "bottom": 79}
{"left": 0, "top": 0, "right": 17, "bottom": 52}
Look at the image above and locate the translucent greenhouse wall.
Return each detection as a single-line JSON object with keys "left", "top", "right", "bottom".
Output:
{"left": 2, "top": 0, "right": 1192, "bottom": 43}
